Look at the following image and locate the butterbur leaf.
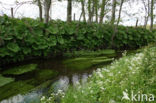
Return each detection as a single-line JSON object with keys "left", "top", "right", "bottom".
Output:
{"left": 15, "top": 32, "right": 23, "bottom": 40}
{"left": 0, "top": 48, "right": 10, "bottom": 57}
{"left": 57, "top": 36, "right": 64, "bottom": 44}
{"left": 48, "top": 26, "right": 59, "bottom": 34}
{"left": 7, "top": 43, "right": 20, "bottom": 53}
{"left": 38, "top": 44, "right": 48, "bottom": 49}
{"left": 48, "top": 36, "right": 57, "bottom": 46}
{"left": 2, "top": 36, "right": 13, "bottom": 40}
{"left": 23, "top": 48, "right": 31, "bottom": 55}
{"left": 77, "top": 35, "right": 84, "bottom": 40}
{"left": 68, "top": 27, "right": 75, "bottom": 35}
{"left": 59, "top": 27, "right": 65, "bottom": 35}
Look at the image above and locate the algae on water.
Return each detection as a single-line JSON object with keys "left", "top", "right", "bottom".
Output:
{"left": 35, "top": 69, "right": 59, "bottom": 82}
{"left": 63, "top": 56, "right": 113, "bottom": 70}
{"left": 64, "top": 49, "right": 116, "bottom": 58}
{"left": 2, "top": 64, "right": 37, "bottom": 75}
{"left": 0, "top": 75, "right": 15, "bottom": 87}
{"left": 17, "top": 69, "right": 58, "bottom": 86}
{"left": 0, "top": 81, "right": 34, "bottom": 101}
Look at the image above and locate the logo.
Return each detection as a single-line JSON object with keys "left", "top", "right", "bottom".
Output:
{"left": 122, "top": 90, "right": 155, "bottom": 102}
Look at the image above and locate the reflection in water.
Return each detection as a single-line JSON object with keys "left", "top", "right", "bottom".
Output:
{"left": 0, "top": 91, "right": 42, "bottom": 103}
{"left": 0, "top": 95, "right": 24, "bottom": 103}
{"left": 72, "top": 74, "right": 80, "bottom": 86}
{"left": 72, "top": 73, "right": 88, "bottom": 86}
{"left": 0, "top": 72, "right": 91, "bottom": 103}
{"left": 81, "top": 73, "right": 88, "bottom": 85}
{"left": 52, "top": 76, "right": 69, "bottom": 92}
{"left": 0, "top": 73, "right": 90, "bottom": 103}
{"left": 21, "top": 92, "right": 42, "bottom": 103}
{"left": 51, "top": 73, "right": 90, "bottom": 93}
{"left": 0, "top": 50, "right": 119, "bottom": 103}
{"left": 0, "top": 70, "right": 92, "bottom": 103}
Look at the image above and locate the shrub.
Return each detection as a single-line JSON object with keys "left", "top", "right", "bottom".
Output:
{"left": 0, "top": 15, "right": 155, "bottom": 65}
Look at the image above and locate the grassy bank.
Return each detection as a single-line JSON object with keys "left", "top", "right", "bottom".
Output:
{"left": 41, "top": 44, "right": 156, "bottom": 103}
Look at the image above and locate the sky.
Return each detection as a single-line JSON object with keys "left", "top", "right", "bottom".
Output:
{"left": 0, "top": 0, "right": 155, "bottom": 26}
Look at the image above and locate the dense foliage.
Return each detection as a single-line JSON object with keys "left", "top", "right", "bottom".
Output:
{"left": 41, "top": 44, "right": 156, "bottom": 103}
{"left": 0, "top": 15, "right": 155, "bottom": 65}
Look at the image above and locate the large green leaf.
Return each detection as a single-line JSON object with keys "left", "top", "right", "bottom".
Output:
{"left": 47, "top": 26, "right": 59, "bottom": 34}
{"left": 48, "top": 35, "right": 57, "bottom": 46}
{"left": 2, "top": 35, "right": 13, "bottom": 41}
{"left": 22, "top": 47, "right": 31, "bottom": 55}
{"left": 7, "top": 43, "right": 20, "bottom": 53}
{"left": 0, "top": 48, "right": 10, "bottom": 57}
{"left": 57, "top": 36, "right": 64, "bottom": 44}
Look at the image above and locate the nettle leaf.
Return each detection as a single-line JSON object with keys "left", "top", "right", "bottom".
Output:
{"left": 7, "top": 43, "right": 20, "bottom": 53}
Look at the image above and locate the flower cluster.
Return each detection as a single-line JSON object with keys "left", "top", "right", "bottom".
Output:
{"left": 41, "top": 89, "right": 65, "bottom": 103}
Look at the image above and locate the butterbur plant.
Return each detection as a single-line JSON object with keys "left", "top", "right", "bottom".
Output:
{"left": 0, "top": 15, "right": 155, "bottom": 66}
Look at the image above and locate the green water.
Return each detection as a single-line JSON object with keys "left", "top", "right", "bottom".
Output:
{"left": 0, "top": 50, "right": 124, "bottom": 103}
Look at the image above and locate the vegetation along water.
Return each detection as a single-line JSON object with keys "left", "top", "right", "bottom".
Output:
{"left": 0, "top": 0, "right": 156, "bottom": 102}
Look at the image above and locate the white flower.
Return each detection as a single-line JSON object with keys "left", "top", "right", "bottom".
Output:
{"left": 82, "top": 90, "right": 84, "bottom": 93}
{"left": 74, "top": 95, "right": 77, "bottom": 99}
{"left": 97, "top": 81, "right": 103, "bottom": 85}
{"left": 100, "top": 87, "right": 105, "bottom": 91}
{"left": 89, "top": 74, "right": 92, "bottom": 78}
{"left": 109, "top": 73, "right": 113, "bottom": 76}
{"left": 41, "top": 96, "right": 45, "bottom": 101}
{"left": 109, "top": 99, "right": 116, "bottom": 103}
{"left": 102, "top": 68, "right": 109, "bottom": 72}
{"left": 90, "top": 90, "right": 93, "bottom": 93}
{"left": 99, "top": 73, "right": 104, "bottom": 78}
{"left": 96, "top": 68, "right": 101, "bottom": 72}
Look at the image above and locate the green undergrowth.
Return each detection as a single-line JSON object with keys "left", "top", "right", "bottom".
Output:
{"left": 0, "top": 15, "right": 155, "bottom": 66}
{"left": 2, "top": 64, "right": 37, "bottom": 75}
{"left": 0, "top": 75, "right": 15, "bottom": 87}
{"left": 41, "top": 44, "right": 156, "bottom": 103}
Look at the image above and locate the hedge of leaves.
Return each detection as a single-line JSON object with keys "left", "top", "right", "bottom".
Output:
{"left": 0, "top": 15, "right": 155, "bottom": 65}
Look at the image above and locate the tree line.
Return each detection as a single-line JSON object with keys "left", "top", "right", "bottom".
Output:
{"left": 1, "top": 0, "right": 155, "bottom": 30}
